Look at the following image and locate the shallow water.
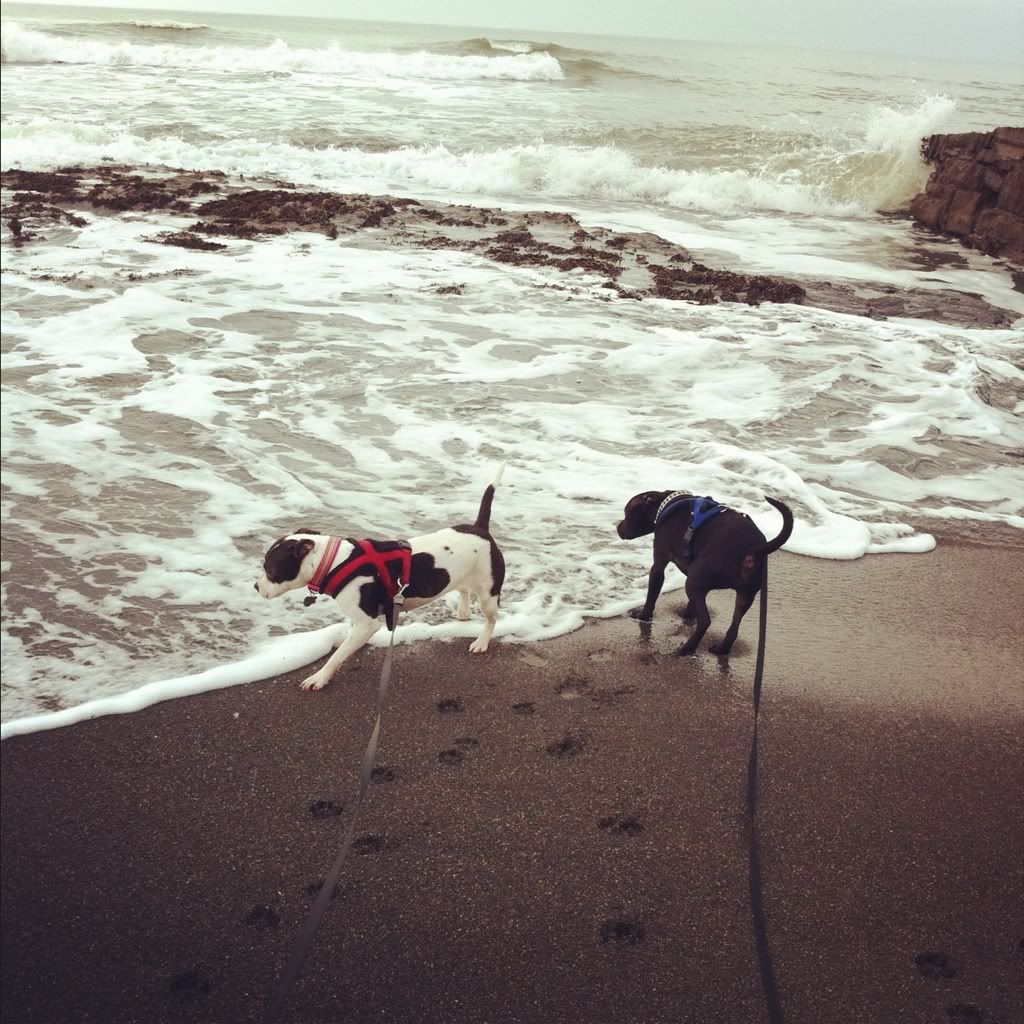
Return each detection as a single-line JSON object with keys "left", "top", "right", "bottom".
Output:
{"left": 2, "top": 5, "right": 1022, "bottom": 723}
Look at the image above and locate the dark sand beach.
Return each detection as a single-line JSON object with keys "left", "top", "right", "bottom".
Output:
{"left": 2, "top": 542, "right": 1023, "bottom": 1024}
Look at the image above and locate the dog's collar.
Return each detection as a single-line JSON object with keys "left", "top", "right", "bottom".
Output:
{"left": 307, "top": 536, "right": 342, "bottom": 594}
{"left": 655, "top": 492, "right": 726, "bottom": 530}
{"left": 654, "top": 491, "right": 691, "bottom": 525}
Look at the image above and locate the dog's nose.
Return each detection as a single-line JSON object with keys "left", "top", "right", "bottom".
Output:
{"left": 254, "top": 581, "right": 259, "bottom": 593}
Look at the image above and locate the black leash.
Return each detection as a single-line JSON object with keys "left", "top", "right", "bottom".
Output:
{"left": 266, "top": 567, "right": 782, "bottom": 1022}
{"left": 264, "top": 587, "right": 406, "bottom": 1024}
{"left": 747, "top": 561, "right": 785, "bottom": 1024}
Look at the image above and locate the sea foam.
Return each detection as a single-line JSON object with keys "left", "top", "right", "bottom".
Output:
{"left": 0, "top": 23, "right": 564, "bottom": 81}
{"left": 1, "top": 105, "right": 948, "bottom": 218}
{"left": 5, "top": 216, "right": 1020, "bottom": 731}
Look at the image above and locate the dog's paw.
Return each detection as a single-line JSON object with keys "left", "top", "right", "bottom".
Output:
{"left": 468, "top": 638, "right": 490, "bottom": 654}
{"left": 674, "top": 641, "right": 698, "bottom": 657}
{"left": 708, "top": 640, "right": 733, "bottom": 656}
{"left": 300, "top": 673, "right": 330, "bottom": 691}
{"left": 628, "top": 607, "right": 653, "bottom": 621}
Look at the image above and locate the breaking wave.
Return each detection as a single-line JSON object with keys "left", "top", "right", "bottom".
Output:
{"left": 0, "top": 23, "right": 564, "bottom": 81}
{"left": 2, "top": 95, "right": 953, "bottom": 216}
{"left": 764, "top": 95, "right": 957, "bottom": 211}
{"left": 122, "top": 20, "right": 210, "bottom": 31}
{"left": 447, "top": 36, "right": 574, "bottom": 56}
{"left": 444, "top": 36, "right": 645, "bottom": 78}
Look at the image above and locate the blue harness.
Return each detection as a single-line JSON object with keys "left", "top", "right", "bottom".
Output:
{"left": 654, "top": 493, "right": 727, "bottom": 556}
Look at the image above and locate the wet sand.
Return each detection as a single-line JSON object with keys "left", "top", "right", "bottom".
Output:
{"left": 2, "top": 542, "right": 1023, "bottom": 1024}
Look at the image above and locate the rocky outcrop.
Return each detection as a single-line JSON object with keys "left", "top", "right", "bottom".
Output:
{"left": 2, "top": 165, "right": 1018, "bottom": 326}
{"left": 910, "top": 127, "right": 1024, "bottom": 268}
{"left": 1, "top": 166, "right": 807, "bottom": 309}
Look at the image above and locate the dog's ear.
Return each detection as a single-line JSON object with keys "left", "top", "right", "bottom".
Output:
{"left": 263, "top": 535, "right": 318, "bottom": 583}
{"left": 293, "top": 527, "right": 320, "bottom": 535}
{"left": 627, "top": 491, "right": 667, "bottom": 515}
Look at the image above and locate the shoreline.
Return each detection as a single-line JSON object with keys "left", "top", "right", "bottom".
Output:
{"left": 3, "top": 543, "right": 1022, "bottom": 1024}
{"left": 3, "top": 528, "right": 1023, "bottom": 735}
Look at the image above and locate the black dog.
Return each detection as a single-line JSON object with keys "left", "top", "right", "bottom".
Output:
{"left": 617, "top": 491, "right": 793, "bottom": 656}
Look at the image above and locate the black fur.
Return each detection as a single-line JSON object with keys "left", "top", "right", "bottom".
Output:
{"left": 617, "top": 492, "right": 793, "bottom": 656}
{"left": 351, "top": 547, "right": 451, "bottom": 626}
{"left": 263, "top": 537, "right": 315, "bottom": 584}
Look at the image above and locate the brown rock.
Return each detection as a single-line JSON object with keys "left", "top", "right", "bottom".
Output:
{"left": 997, "top": 165, "right": 1024, "bottom": 216}
{"left": 983, "top": 168, "right": 1006, "bottom": 193}
{"left": 974, "top": 208, "right": 1024, "bottom": 245}
{"left": 993, "top": 140, "right": 1024, "bottom": 162}
{"left": 911, "top": 127, "right": 1024, "bottom": 267}
{"left": 943, "top": 189, "right": 983, "bottom": 235}
{"left": 925, "top": 179, "right": 954, "bottom": 199}
{"left": 972, "top": 209, "right": 1024, "bottom": 264}
{"left": 942, "top": 158, "right": 985, "bottom": 189}
{"left": 922, "top": 131, "right": 987, "bottom": 161}
{"left": 995, "top": 126, "right": 1024, "bottom": 147}
{"left": 910, "top": 193, "right": 948, "bottom": 228}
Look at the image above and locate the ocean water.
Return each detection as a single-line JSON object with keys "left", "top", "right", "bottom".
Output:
{"left": 2, "top": 3, "right": 1023, "bottom": 729}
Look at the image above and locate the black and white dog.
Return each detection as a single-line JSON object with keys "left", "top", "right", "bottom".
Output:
{"left": 256, "top": 465, "right": 506, "bottom": 691}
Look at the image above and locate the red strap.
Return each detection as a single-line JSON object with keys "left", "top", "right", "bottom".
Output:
{"left": 314, "top": 540, "right": 411, "bottom": 599}
{"left": 355, "top": 540, "right": 410, "bottom": 598}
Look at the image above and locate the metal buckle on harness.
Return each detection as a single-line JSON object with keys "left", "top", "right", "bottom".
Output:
{"left": 393, "top": 579, "right": 408, "bottom": 606}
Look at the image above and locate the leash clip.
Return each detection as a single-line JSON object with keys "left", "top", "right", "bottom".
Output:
{"left": 393, "top": 579, "right": 408, "bottom": 606}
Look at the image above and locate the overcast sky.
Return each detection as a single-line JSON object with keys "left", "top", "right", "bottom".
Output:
{"left": 18, "top": 0, "right": 1024, "bottom": 63}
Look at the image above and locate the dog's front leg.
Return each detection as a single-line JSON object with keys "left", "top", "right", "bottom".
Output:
{"left": 630, "top": 559, "right": 669, "bottom": 621}
{"left": 300, "top": 618, "right": 382, "bottom": 691}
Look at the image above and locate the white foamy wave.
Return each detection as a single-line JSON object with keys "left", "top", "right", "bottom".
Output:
{"left": 0, "top": 624, "right": 344, "bottom": 739}
{"left": 1, "top": 120, "right": 864, "bottom": 217}
{"left": 3, "top": 96, "right": 951, "bottom": 216}
{"left": 488, "top": 39, "right": 534, "bottom": 54}
{"left": 3, "top": 218, "right": 1021, "bottom": 729}
{"left": 125, "top": 20, "right": 209, "bottom": 31}
{"left": 0, "top": 23, "right": 564, "bottom": 81}
{"left": 774, "top": 96, "right": 957, "bottom": 211}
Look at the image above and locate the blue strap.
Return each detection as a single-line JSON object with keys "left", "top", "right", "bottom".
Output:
{"left": 691, "top": 496, "right": 725, "bottom": 530}
{"left": 656, "top": 494, "right": 726, "bottom": 529}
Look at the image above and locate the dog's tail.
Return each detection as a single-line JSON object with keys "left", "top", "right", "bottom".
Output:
{"left": 475, "top": 461, "right": 505, "bottom": 532}
{"left": 759, "top": 496, "right": 793, "bottom": 555}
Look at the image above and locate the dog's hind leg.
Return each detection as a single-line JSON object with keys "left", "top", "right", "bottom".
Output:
{"left": 468, "top": 592, "right": 499, "bottom": 653}
{"left": 300, "top": 618, "right": 382, "bottom": 691}
{"left": 708, "top": 589, "right": 756, "bottom": 655}
{"left": 675, "top": 582, "right": 711, "bottom": 656}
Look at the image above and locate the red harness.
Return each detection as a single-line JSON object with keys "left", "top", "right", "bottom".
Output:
{"left": 307, "top": 538, "right": 412, "bottom": 600}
